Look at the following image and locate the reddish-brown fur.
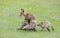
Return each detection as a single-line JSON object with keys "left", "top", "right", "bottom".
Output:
{"left": 19, "top": 8, "right": 36, "bottom": 31}
{"left": 19, "top": 8, "right": 36, "bottom": 21}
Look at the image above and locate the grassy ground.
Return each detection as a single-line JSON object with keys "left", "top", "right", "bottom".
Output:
{"left": 0, "top": 0, "right": 60, "bottom": 38}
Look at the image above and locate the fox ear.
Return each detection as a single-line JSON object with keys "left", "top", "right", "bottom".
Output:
{"left": 21, "top": 8, "right": 24, "bottom": 11}
{"left": 21, "top": 8, "right": 23, "bottom": 10}
{"left": 21, "top": 8, "right": 25, "bottom": 13}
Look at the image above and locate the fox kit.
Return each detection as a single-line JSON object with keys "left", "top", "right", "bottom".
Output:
{"left": 37, "top": 21, "right": 54, "bottom": 31}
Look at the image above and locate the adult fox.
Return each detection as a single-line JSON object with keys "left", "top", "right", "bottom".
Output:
{"left": 19, "top": 8, "right": 36, "bottom": 31}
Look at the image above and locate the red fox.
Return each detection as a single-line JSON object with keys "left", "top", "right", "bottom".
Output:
{"left": 37, "top": 21, "right": 54, "bottom": 31}
{"left": 19, "top": 8, "right": 36, "bottom": 31}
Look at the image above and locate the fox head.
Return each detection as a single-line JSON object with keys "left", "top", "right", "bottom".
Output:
{"left": 19, "top": 8, "right": 27, "bottom": 17}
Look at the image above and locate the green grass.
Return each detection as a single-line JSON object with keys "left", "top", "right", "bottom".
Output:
{"left": 0, "top": 0, "right": 60, "bottom": 38}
